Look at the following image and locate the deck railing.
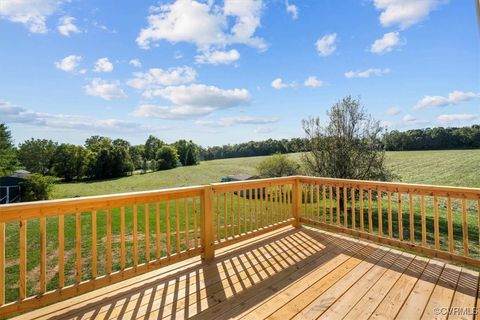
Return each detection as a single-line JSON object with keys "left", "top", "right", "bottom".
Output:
{"left": 0, "top": 175, "right": 479, "bottom": 317}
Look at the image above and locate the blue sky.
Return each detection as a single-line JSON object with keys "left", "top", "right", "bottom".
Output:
{"left": 0, "top": 0, "right": 479, "bottom": 147}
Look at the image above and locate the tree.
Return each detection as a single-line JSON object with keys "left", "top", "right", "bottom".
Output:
{"left": 52, "top": 144, "right": 90, "bottom": 181}
{"left": 174, "top": 139, "right": 199, "bottom": 166}
{"left": 144, "top": 135, "right": 164, "bottom": 160}
{"left": 88, "top": 144, "right": 133, "bottom": 179}
{"left": 302, "top": 96, "right": 394, "bottom": 181}
{"left": 156, "top": 145, "right": 179, "bottom": 170}
{"left": 85, "top": 136, "right": 112, "bottom": 153}
{"left": 17, "top": 139, "right": 57, "bottom": 174}
{"left": 256, "top": 153, "right": 300, "bottom": 178}
{"left": 129, "top": 145, "right": 145, "bottom": 170}
{"left": 20, "top": 174, "right": 55, "bottom": 201}
{"left": 0, "top": 123, "right": 19, "bottom": 176}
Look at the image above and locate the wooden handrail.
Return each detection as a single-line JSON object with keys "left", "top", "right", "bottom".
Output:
{"left": 0, "top": 175, "right": 479, "bottom": 317}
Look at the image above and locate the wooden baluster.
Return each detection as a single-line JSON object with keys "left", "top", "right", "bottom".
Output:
{"left": 230, "top": 193, "right": 234, "bottom": 237}
{"left": 259, "top": 187, "right": 264, "bottom": 227}
{"left": 388, "top": 192, "right": 392, "bottom": 238}
{"left": 447, "top": 197, "right": 453, "bottom": 253}
{"left": 336, "top": 186, "right": 341, "bottom": 225}
{"left": 19, "top": 220, "right": 26, "bottom": 300}
{"left": 421, "top": 195, "right": 426, "bottom": 246}
{"left": 316, "top": 184, "right": 320, "bottom": 221}
{"left": 133, "top": 205, "right": 138, "bottom": 267}
{"left": 433, "top": 195, "right": 439, "bottom": 250}
{"left": 92, "top": 210, "right": 97, "bottom": 278}
{"left": 282, "top": 185, "right": 287, "bottom": 221}
{"left": 184, "top": 199, "right": 189, "bottom": 251}
{"left": 255, "top": 188, "right": 259, "bottom": 229}
{"left": 462, "top": 198, "right": 468, "bottom": 257}
{"left": 243, "top": 189, "right": 247, "bottom": 233}
{"left": 58, "top": 215, "right": 64, "bottom": 288}
{"left": 120, "top": 207, "right": 126, "bottom": 269}
{"left": 145, "top": 204, "right": 150, "bottom": 262}
{"left": 40, "top": 217, "right": 46, "bottom": 294}
{"left": 106, "top": 209, "right": 111, "bottom": 275}
{"left": 166, "top": 201, "right": 171, "bottom": 257}
{"left": 478, "top": 200, "right": 480, "bottom": 248}
{"left": 76, "top": 212, "right": 82, "bottom": 282}
{"left": 308, "top": 184, "right": 314, "bottom": 220}
{"left": 329, "top": 185, "right": 334, "bottom": 224}
{"left": 249, "top": 189, "right": 253, "bottom": 231}
{"left": 351, "top": 188, "right": 356, "bottom": 230}
{"left": 378, "top": 191, "right": 382, "bottom": 236}
{"left": 156, "top": 203, "right": 161, "bottom": 258}
{"left": 322, "top": 185, "right": 327, "bottom": 223}
{"left": 359, "top": 188, "right": 364, "bottom": 231}
{"left": 398, "top": 193, "right": 403, "bottom": 241}
{"left": 286, "top": 185, "right": 291, "bottom": 219}
{"left": 409, "top": 194, "right": 414, "bottom": 243}
{"left": 224, "top": 193, "right": 228, "bottom": 239}
{"left": 194, "top": 199, "right": 199, "bottom": 248}
{"left": 216, "top": 193, "right": 220, "bottom": 242}
{"left": 237, "top": 191, "right": 241, "bottom": 234}
{"left": 368, "top": 189, "right": 373, "bottom": 233}
{"left": 343, "top": 187, "right": 348, "bottom": 227}
{"left": 175, "top": 199, "right": 180, "bottom": 253}
{"left": 0, "top": 222, "right": 4, "bottom": 305}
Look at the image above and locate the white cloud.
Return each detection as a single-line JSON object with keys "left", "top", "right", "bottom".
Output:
{"left": 143, "top": 84, "right": 250, "bottom": 107}
{"left": 385, "top": 107, "right": 401, "bottom": 115}
{"left": 372, "top": 0, "right": 441, "bottom": 29}
{"left": 0, "top": 0, "right": 62, "bottom": 33}
{"left": 127, "top": 66, "right": 197, "bottom": 90}
{"left": 84, "top": 78, "right": 127, "bottom": 100}
{"left": 129, "top": 59, "right": 142, "bottom": 68}
{"left": 195, "top": 49, "right": 240, "bottom": 65}
{"left": 93, "top": 57, "right": 114, "bottom": 73}
{"left": 271, "top": 78, "right": 295, "bottom": 89}
{"left": 57, "top": 16, "right": 80, "bottom": 36}
{"left": 370, "top": 32, "right": 401, "bottom": 54}
{"left": 136, "top": 0, "right": 266, "bottom": 53}
{"left": 437, "top": 114, "right": 479, "bottom": 124}
{"left": 315, "top": 33, "right": 337, "bottom": 57}
{"left": 414, "top": 91, "right": 480, "bottom": 110}
{"left": 0, "top": 100, "right": 152, "bottom": 133}
{"left": 196, "top": 116, "right": 278, "bottom": 127}
{"left": 402, "top": 114, "right": 416, "bottom": 122}
{"left": 304, "top": 76, "right": 324, "bottom": 88}
{"left": 132, "top": 84, "right": 251, "bottom": 119}
{"left": 344, "top": 68, "right": 390, "bottom": 79}
{"left": 285, "top": 1, "right": 298, "bottom": 19}
{"left": 54, "top": 55, "right": 82, "bottom": 72}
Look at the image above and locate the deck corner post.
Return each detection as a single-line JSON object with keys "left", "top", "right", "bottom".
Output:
{"left": 201, "top": 185, "right": 215, "bottom": 260}
{"left": 293, "top": 177, "right": 302, "bottom": 227}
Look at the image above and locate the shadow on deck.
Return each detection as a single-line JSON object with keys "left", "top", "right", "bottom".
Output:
{"left": 13, "top": 226, "right": 480, "bottom": 320}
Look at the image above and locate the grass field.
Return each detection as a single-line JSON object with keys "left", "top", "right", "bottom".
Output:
{"left": 3, "top": 149, "right": 480, "bottom": 304}
{"left": 53, "top": 149, "right": 480, "bottom": 199}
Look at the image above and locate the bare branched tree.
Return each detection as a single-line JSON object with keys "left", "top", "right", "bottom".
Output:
{"left": 302, "top": 95, "right": 395, "bottom": 181}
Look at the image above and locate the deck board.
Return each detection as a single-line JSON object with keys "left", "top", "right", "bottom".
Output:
{"left": 11, "top": 225, "right": 480, "bottom": 320}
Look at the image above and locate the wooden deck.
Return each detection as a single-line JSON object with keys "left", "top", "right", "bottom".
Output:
{"left": 12, "top": 226, "right": 480, "bottom": 320}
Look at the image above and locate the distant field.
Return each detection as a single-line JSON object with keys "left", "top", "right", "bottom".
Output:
{"left": 52, "top": 149, "right": 480, "bottom": 199}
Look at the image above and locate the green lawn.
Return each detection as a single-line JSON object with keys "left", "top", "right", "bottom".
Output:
{"left": 53, "top": 149, "right": 480, "bottom": 199}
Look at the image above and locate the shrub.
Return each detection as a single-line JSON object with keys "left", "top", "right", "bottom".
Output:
{"left": 20, "top": 174, "right": 55, "bottom": 201}
{"left": 256, "top": 153, "right": 300, "bottom": 178}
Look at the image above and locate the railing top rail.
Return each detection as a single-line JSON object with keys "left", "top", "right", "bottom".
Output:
{"left": 298, "top": 176, "right": 480, "bottom": 198}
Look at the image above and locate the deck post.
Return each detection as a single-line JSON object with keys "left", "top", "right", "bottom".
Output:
{"left": 201, "top": 185, "right": 215, "bottom": 260}
{"left": 293, "top": 177, "right": 302, "bottom": 227}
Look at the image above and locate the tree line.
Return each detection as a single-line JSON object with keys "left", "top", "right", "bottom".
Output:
{"left": 383, "top": 125, "right": 480, "bottom": 151}
{"left": 1, "top": 123, "right": 479, "bottom": 182}
{"left": 0, "top": 124, "right": 201, "bottom": 181}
